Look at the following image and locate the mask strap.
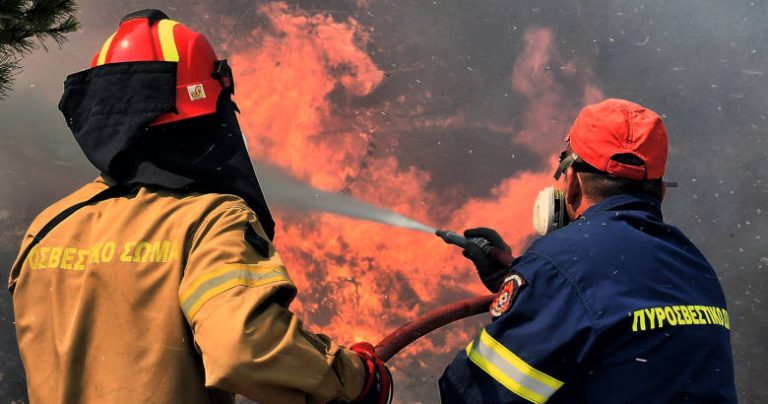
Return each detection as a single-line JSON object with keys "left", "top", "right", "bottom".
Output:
{"left": 554, "top": 152, "right": 579, "bottom": 180}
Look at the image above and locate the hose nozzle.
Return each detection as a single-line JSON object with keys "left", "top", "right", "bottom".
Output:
{"left": 436, "top": 229, "right": 469, "bottom": 248}
{"left": 436, "top": 229, "right": 515, "bottom": 268}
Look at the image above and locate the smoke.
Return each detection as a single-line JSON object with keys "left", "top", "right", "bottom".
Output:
{"left": 0, "top": 1, "right": 766, "bottom": 403}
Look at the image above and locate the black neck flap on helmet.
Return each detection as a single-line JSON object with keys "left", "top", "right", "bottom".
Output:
{"left": 58, "top": 61, "right": 276, "bottom": 240}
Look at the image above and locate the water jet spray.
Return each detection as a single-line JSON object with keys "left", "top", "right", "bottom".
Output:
{"left": 255, "top": 162, "right": 437, "bottom": 233}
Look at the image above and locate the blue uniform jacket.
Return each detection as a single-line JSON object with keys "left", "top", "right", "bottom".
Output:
{"left": 439, "top": 193, "right": 736, "bottom": 403}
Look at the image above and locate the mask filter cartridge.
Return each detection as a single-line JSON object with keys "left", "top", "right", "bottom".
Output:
{"left": 533, "top": 186, "right": 569, "bottom": 236}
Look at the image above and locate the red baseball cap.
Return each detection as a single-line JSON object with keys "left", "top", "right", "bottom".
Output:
{"left": 560, "top": 98, "right": 668, "bottom": 180}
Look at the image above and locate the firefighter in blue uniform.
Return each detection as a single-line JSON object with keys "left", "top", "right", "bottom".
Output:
{"left": 439, "top": 99, "right": 737, "bottom": 403}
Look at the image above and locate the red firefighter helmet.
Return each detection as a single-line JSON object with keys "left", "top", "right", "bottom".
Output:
{"left": 91, "top": 9, "right": 233, "bottom": 125}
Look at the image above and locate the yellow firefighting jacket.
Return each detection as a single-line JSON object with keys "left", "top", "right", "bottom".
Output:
{"left": 8, "top": 177, "right": 364, "bottom": 403}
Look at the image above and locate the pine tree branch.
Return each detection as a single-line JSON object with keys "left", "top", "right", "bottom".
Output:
{"left": 0, "top": 0, "right": 80, "bottom": 98}
{"left": 0, "top": 50, "right": 20, "bottom": 97}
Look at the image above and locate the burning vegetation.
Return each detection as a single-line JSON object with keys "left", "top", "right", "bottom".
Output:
{"left": 2, "top": 1, "right": 767, "bottom": 402}
{"left": 226, "top": 2, "right": 603, "bottom": 399}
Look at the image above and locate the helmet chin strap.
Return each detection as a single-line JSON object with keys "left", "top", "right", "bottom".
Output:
{"left": 212, "top": 60, "right": 235, "bottom": 94}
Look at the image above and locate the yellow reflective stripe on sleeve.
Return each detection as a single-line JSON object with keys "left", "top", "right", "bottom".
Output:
{"left": 180, "top": 262, "right": 292, "bottom": 320}
{"left": 157, "top": 19, "right": 180, "bottom": 62}
{"left": 466, "top": 329, "right": 564, "bottom": 403}
{"left": 96, "top": 32, "right": 116, "bottom": 66}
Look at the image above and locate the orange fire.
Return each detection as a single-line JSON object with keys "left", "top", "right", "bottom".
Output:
{"left": 230, "top": 1, "right": 602, "bottom": 393}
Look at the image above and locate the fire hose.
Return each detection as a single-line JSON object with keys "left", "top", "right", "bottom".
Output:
{"left": 374, "top": 293, "right": 495, "bottom": 361}
{"left": 374, "top": 230, "right": 513, "bottom": 361}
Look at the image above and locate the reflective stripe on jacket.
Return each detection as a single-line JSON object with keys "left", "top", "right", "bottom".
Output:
{"left": 439, "top": 193, "right": 736, "bottom": 403}
{"left": 9, "top": 177, "right": 363, "bottom": 403}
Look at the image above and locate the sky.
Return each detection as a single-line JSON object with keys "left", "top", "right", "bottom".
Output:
{"left": 1, "top": 1, "right": 766, "bottom": 402}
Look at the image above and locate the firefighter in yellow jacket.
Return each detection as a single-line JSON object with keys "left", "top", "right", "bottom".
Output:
{"left": 8, "top": 9, "right": 392, "bottom": 404}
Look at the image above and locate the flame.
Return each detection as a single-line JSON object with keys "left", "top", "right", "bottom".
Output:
{"left": 234, "top": 2, "right": 383, "bottom": 191}
{"left": 230, "top": 2, "right": 603, "bottom": 394}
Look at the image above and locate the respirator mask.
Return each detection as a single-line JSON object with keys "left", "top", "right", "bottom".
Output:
{"left": 532, "top": 149, "right": 580, "bottom": 236}
{"left": 533, "top": 186, "right": 570, "bottom": 236}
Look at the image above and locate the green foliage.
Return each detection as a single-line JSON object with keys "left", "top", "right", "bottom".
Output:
{"left": 0, "top": 0, "right": 80, "bottom": 98}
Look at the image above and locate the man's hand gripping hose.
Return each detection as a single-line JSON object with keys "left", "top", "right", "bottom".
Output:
{"left": 348, "top": 342, "right": 393, "bottom": 404}
{"left": 437, "top": 228, "right": 516, "bottom": 292}
{"left": 373, "top": 229, "right": 514, "bottom": 362}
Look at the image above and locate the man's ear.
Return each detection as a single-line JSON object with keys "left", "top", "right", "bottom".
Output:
{"left": 565, "top": 167, "right": 581, "bottom": 206}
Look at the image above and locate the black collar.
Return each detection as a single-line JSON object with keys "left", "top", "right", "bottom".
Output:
{"left": 59, "top": 61, "right": 275, "bottom": 239}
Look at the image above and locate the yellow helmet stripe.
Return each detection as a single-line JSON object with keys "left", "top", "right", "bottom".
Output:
{"left": 96, "top": 32, "right": 116, "bottom": 66}
{"left": 157, "top": 19, "right": 180, "bottom": 62}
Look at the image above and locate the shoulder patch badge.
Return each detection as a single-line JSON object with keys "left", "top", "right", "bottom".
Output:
{"left": 490, "top": 272, "right": 527, "bottom": 318}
